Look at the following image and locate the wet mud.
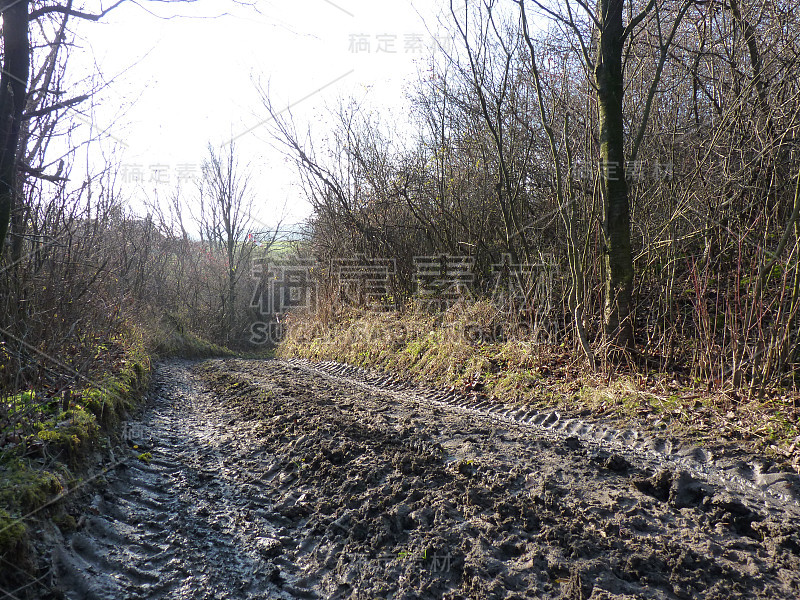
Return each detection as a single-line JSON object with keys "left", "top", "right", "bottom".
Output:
{"left": 50, "top": 358, "right": 800, "bottom": 599}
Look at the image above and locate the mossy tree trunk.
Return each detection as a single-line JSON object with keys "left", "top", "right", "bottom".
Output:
{"left": 595, "top": 0, "right": 634, "bottom": 356}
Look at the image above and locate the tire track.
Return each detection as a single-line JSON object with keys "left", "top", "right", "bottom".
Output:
{"left": 281, "top": 358, "right": 800, "bottom": 516}
{"left": 53, "top": 361, "right": 318, "bottom": 600}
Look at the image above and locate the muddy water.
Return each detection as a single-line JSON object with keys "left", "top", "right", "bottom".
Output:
{"left": 51, "top": 359, "right": 800, "bottom": 599}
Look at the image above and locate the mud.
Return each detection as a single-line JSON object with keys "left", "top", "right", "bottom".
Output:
{"left": 48, "top": 358, "right": 800, "bottom": 599}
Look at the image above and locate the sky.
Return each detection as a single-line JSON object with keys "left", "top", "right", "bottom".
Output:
{"left": 67, "top": 0, "right": 456, "bottom": 233}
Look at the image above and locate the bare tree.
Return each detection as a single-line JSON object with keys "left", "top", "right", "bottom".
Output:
{"left": 0, "top": 0, "right": 137, "bottom": 255}
{"left": 514, "top": 0, "right": 693, "bottom": 360}
{"left": 197, "top": 143, "right": 256, "bottom": 342}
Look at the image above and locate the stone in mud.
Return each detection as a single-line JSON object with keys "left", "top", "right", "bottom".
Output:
{"left": 256, "top": 536, "right": 282, "bottom": 558}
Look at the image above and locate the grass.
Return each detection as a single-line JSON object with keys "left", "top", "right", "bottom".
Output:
{"left": 278, "top": 301, "right": 800, "bottom": 470}
{"left": 150, "top": 313, "right": 236, "bottom": 359}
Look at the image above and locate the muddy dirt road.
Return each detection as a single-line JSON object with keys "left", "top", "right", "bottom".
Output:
{"left": 51, "top": 358, "right": 800, "bottom": 599}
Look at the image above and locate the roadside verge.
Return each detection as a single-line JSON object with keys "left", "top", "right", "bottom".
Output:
{"left": 277, "top": 303, "right": 800, "bottom": 474}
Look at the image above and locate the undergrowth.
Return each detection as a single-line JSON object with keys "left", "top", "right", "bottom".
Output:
{"left": 0, "top": 321, "right": 153, "bottom": 590}
{"left": 0, "top": 308, "right": 245, "bottom": 591}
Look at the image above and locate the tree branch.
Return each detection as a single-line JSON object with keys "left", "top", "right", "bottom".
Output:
{"left": 622, "top": 0, "right": 657, "bottom": 44}
{"left": 22, "top": 93, "right": 89, "bottom": 120}
{"left": 28, "top": 0, "right": 127, "bottom": 22}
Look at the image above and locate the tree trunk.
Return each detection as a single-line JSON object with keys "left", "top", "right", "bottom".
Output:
{"left": 228, "top": 242, "right": 236, "bottom": 342}
{"left": 595, "top": 0, "right": 634, "bottom": 356}
{"left": 0, "top": 0, "right": 30, "bottom": 254}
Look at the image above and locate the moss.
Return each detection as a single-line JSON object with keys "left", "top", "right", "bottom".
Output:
{"left": 0, "top": 508, "right": 26, "bottom": 548}
{"left": 27, "top": 405, "right": 100, "bottom": 466}
{"left": 0, "top": 320, "right": 154, "bottom": 572}
{"left": 0, "top": 460, "right": 66, "bottom": 569}
{"left": 52, "top": 512, "right": 77, "bottom": 533}
{"left": 0, "top": 460, "right": 65, "bottom": 516}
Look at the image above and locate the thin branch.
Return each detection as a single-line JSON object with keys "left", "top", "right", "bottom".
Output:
{"left": 28, "top": 0, "right": 127, "bottom": 22}
{"left": 622, "top": 0, "right": 658, "bottom": 43}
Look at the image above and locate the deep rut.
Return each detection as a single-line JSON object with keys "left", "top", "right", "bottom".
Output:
{"left": 54, "top": 361, "right": 309, "bottom": 599}
{"left": 49, "top": 358, "right": 800, "bottom": 599}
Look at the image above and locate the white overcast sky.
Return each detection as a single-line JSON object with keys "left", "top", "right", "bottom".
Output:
{"left": 67, "top": 0, "right": 459, "bottom": 232}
